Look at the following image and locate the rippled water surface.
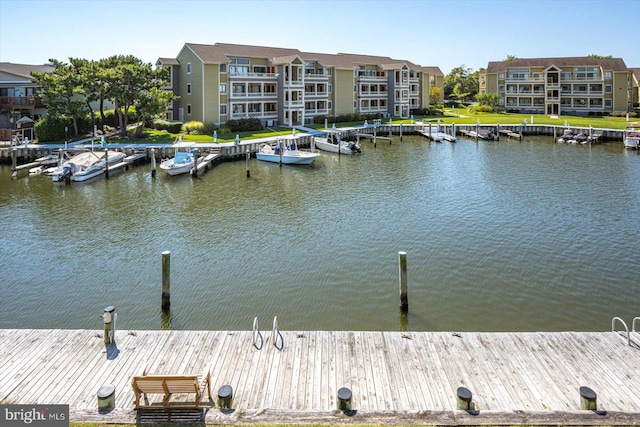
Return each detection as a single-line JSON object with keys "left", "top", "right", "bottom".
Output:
{"left": 1, "top": 136, "right": 639, "bottom": 332}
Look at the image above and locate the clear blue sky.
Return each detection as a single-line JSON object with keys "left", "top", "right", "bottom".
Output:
{"left": 1, "top": 0, "right": 638, "bottom": 75}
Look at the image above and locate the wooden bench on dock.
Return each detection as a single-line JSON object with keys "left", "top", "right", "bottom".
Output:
{"left": 131, "top": 366, "right": 212, "bottom": 409}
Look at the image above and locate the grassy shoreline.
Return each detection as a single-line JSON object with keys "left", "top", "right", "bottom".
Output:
{"left": 48, "top": 110, "right": 638, "bottom": 146}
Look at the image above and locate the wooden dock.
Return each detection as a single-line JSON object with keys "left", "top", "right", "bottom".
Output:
{"left": 1, "top": 329, "right": 639, "bottom": 425}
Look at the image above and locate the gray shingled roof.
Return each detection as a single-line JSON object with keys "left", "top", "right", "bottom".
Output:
{"left": 173, "top": 43, "right": 442, "bottom": 76}
{"left": 156, "top": 58, "right": 180, "bottom": 66}
{"left": 420, "top": 66, "right": 444, "bottom": 76}
{"left": 0, "top": 62, "right": 55, "bottom": 80}
{"left": 486, "top": 57, "right": 629, "bottom": 73}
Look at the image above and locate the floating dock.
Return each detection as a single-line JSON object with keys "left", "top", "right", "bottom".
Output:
{"left": 1, "top": 328, "right": 638, "bottom": 425}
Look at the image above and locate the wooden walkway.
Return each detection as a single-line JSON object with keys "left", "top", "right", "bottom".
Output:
{"left": 1, "top": 329, "right": 639, "bottom": 425}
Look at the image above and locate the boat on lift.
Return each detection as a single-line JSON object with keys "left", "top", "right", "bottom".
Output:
{"left": 256, "top": 135, "right": 320, "bottom": 165}
{"left": 314, "top": 130, "right": 361, "bottom": 154}
{"left": 51, "top": 150, "right": 125, "bottom": 183}
{"left": 159, "top": 142, "right": 202, "bottom": 176}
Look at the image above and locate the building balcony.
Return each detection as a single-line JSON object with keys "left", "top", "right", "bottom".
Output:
{"left": 357, "top": 72, "right": 386, "bottom": 81}
{"left": 229, "top": 72, "right": 277, "bottom": 79}
{"left": 0, "top": 96, "right": 45, "bottom": 109}
{"left": 304, "top": 91, "right": 328, "bottom": 98}
{"left": 359, "top": 91, "right": 388, "bottom": 97}
{"left": 304, "top": 108, "right": 329, "bottom": 115}
{"left": 230, "top": 112, "right": 277, "bottom": 120}
{"left": 283, "top": 100, "right": 304, "bottom": 108}
{"left": 305, "top": 72, "right": 328, "bottom": 81}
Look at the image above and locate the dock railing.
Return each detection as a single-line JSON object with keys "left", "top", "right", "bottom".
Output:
{"left": 612, "top": 316, "right": 630, "bottom": 346}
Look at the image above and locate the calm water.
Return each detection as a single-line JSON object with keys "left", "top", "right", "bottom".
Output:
{"left": 1, "top": 136, "right": 639, "bottom": 332}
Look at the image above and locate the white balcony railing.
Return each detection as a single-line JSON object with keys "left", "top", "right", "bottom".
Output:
{"left": 229, "top": 72, "right": 277, "bottom": 79}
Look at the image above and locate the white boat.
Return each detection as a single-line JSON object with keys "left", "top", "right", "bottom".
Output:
{"left": 51, "top": 150, "right": 125, "bottom": 182}
{"left": 256, "top": 136, "right": 320, "bottom": 165}
{"left": 624, "top": 131, "right": 640, "bottom": 149}
{"left": 72, "top": 151, "right": 126, "bottom": 181}
{"left": 159, "top": 143, "right": 202, "bottom": 176}
{"left": 314, "top": 131, "right": 361, "bottom": 154}
{"left": 557, "top": 129, "right": 575, "bottom": 143}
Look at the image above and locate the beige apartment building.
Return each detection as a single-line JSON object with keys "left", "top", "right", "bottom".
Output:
{"left": 479, "top": 57, "right": 633, "bottom": 115}
{"left": 157, "top": 43, "right": 442, "bottom": 126}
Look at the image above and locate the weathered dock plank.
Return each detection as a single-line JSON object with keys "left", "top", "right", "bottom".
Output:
{"left": 1, "top": 329, "right": 639, "bottom": 425}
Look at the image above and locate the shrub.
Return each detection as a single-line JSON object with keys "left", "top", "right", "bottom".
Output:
{"left": 225, "top": 118, "right": 262, "bottom": 133}
{"left": 102, "top": 108, "right": 138, "bottom": 127}
{"left": 182, "top": 121, "right": 205, "bottom": 135}
{"left": 151, "top": 119, "right": 183, "bottom": 134}
{"left": 468, "top": 105, "right": 493, "bottom": 114}
{"left": 34, "top": 115, "right": 68, "bottom": 142}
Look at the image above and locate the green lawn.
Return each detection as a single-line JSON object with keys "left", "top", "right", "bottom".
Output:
{"left": 58, "top": 112, "right": 637, "bottom": 146}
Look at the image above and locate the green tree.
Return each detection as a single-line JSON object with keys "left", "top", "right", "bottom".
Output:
{"left": 429, "top": 86, "right": 443, "bottom": 105}
{"left": 504, "top": 55, "right": 518, "bottom": 61}
{"left": 443, "top": 65, "right": 478, "bottom": 103}
{"left": 476, "top": 92, "right": 501, "bottom": 111}
{"left": 71, "top": 58, "right": 111, "bottom": 132}
{"left": 103, "top": 55, "right": 169, "bottom": 138}
{"left": 31, "top": 59, "right": 87, "bottom": 137}
{"left": 134, "top": 86, "right": 176, "bottom": 137}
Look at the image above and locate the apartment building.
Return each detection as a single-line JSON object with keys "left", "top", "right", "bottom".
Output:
{"left": 0, "top": 62, "right": 53, "bottom": 128}
{"left": 631, "top": 68, "right": 639, "bottom": 107}
{"left": 479, "top": 57, "right": 632, "bottom": 115}
{"left": 157, "top": 43, "right": 441, "bottom": 126}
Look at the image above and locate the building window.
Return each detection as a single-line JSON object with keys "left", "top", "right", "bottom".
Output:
{"left": 220, "top": 64, "right": 227, "bottom": 73}
{"left": 187, "top": 62, "right": 191, "bottom": 74}
{"left": 605, "top": 99, "right": 612, "bottom": 107}
{"left": 187, "top": 104, "right": 191, "bottom": 115}
{"left": 498, "top": 85, "right": 504, "bottom": 92}
{"left": 187, "top": 83, "right": 191, "bottom": 95}
{"left": 605, "top": 85, "right": 612, "bottom": 93}
{"left": 605, "top": 71, "right": 612, "bottom": 79}
{"left": 327, "top": 68, "right": 332, "bottom": 76}
{"left": 219, "top": 84, "right": 226, "bottom": 94}
{"left": 499, "top": 73, "right": 505, "bottom": 79}
{"left": 220, "top": 105, "right": 227, "bottom": 115}
{"left": 328, "top": 84, "right": 332, "bottom": 93}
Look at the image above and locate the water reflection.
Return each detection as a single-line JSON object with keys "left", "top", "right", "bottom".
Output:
{"left": 1, "top": 136, "right": 639, "bottom": 332}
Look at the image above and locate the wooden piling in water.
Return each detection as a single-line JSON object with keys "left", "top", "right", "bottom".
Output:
{"left": 11, "top": 147, "right": 17, "bottom": 177}
{"left": 398, "top": 251, "right": 408, "bottom": 313}
{"left": 150, "top": 148, "right": 156, "bottom": 177}
{"left": 104, "top": 149, "right": 109, "bottom": 179}
{"left": 162, "top": 251, "right": 170, "bottom": 311}
{"left": 246, "top": 149, "right": 250, "bottom": 178}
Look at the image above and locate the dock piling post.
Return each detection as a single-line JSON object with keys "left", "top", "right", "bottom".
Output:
{"left": 398, "top": 251, "right": 408, "bottom": 313}
{"left": 579, "top": 386, "right": 597, "bottom": 410}
{"left": 11, "top": 147, "right": 17, "bottom": 177}
{"left": 101, "top": 306, "right": 115, "bottom": 345}
{"left": 150, "top": 148, "right": 156, "bottom": 177}
{"left": 218, "top": 385, "right": 233, "bottom": 410}
{"left": 162, "top": 251, "right": 170, "bottom": 311}
{"left": 400, "top": 123, "right": 403, "bottom": 142}
{"left": 373, "top": 126, "right": 377, "bottom": 148}
{"left": 104, "top": 149, "right": 109, "bottom": 179}
{"left": 246, "top": 149, "right": 250, "bottom": 178}
{"left": 456, "top": 387, "right": 473, "bottom": 410}
{"left": 337, "top": 387, "right": 352, "bottom": 411}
